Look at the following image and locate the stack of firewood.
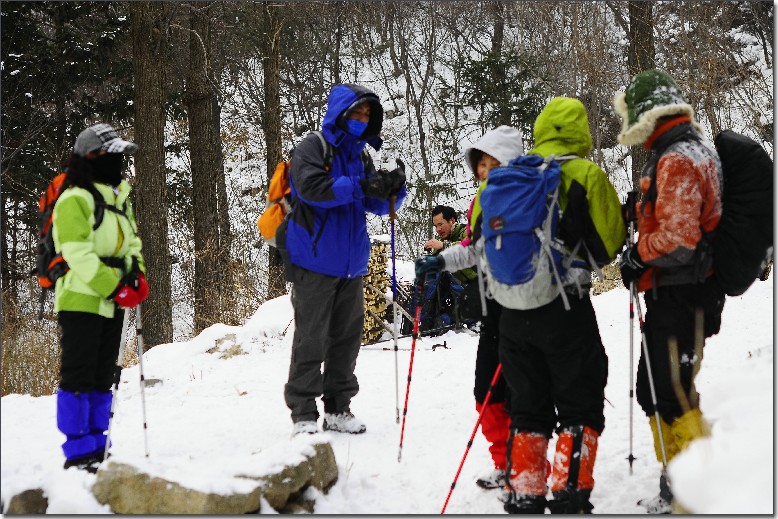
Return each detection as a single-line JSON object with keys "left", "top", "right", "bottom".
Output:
{"left": 362, "top": 238, "right": 390, "bottom": 343}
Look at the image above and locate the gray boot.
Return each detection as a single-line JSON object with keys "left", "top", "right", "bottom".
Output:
{"left": 637, "top": 472, "right": 673, "bottom": 514}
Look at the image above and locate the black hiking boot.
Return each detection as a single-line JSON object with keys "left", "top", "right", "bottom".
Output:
{"left": 63, "top": 452, "right": 103, "bottom": 474}
{"left": 548, "top": 489, "right": 594, "bottom": 514}
{"left": 504, "top": 493, "right": 547, "bottom": 514}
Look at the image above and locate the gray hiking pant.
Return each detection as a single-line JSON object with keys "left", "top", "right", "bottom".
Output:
{"left": 284, "top": 265, "right": 364, "bottom": 423}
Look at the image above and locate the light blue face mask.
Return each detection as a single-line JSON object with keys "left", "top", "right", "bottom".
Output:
{"left": 345, "top": 119, "right": 368, "bottom": 137}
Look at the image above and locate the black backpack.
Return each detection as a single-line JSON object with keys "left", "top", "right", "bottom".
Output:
{"left": 712, "top": 130, "right": 773, "bottom": 296}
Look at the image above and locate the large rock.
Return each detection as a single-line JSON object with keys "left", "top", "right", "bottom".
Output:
{"left": 251, "top": 442, "right": 338, "bottom": 511}
{"left": 93, "top": 462, "right": 262, "bottom": 514}
{"left": 92, "top": 440, "right": 338, "bottom": 514}
{"left": 5, "top": 488, "right": 48, "bottom": 515}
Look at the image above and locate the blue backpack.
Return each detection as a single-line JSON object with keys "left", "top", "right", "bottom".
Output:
{"left": 481, "top": 154, "right": 578, "bottom": 310}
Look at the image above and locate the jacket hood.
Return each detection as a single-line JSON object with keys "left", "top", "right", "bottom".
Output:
{"left": 322, "top": 84, "right": 383, "bottom": 151}
{"left": 462, "top": 125, "right": 524, "bottom": 177}
{"left": 530, "top": 97, "right": 592, "bottom": 158}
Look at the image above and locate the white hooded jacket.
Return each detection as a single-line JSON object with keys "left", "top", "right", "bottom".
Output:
{"left": 441, "top": 126, "right": 524, "bottom": 273}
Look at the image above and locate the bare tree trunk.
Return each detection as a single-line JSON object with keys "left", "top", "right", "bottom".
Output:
{"left": 260, "top": 2, "right": 286, "bottom": 300}
{"left": 627, "top": 1, "right": 655, "bottom": 190}
{"left": 490, "top": 1, "right": 510, "bottom": 126}
{"left": 130, "top": 1, "right": 173, "bottom": 348}
{"left": 186, "top": 1, "right": 228, "bottom": 333}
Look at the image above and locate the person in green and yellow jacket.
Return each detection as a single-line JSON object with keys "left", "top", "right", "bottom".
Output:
{"left": 53, "top": 123, "right": 149, "bottom": 473}
{"left": 496, "top": 97, "right": 624, "bottom": 514}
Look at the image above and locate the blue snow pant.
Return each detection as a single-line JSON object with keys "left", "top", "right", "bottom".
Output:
{"left": 57, "top": 310, "right": 123, "bottom": 459}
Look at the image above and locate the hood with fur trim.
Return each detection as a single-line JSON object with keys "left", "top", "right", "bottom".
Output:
{"left": 614, "top": 69, "right": 701, "bottom": 146}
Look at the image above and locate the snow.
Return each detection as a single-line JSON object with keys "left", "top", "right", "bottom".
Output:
{"left": 1, "top": 267, "right": 773, "bottom": 514}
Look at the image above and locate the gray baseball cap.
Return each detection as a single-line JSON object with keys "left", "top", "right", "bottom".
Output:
{"left": 73, "top": 123, "right": 138, "bottom": 157}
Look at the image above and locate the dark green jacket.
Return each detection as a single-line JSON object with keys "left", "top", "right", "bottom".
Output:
{"left": 434, "top": 223, "right": 477, "bottom": 282}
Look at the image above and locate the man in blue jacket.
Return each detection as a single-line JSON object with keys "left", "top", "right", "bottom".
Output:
{"left": 280, "top": 83, "right": 407, "bottom": 436}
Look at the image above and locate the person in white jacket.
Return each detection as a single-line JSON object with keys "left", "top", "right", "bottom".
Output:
{"left": 416, "top": 126, "right": 524, "bottom": 489}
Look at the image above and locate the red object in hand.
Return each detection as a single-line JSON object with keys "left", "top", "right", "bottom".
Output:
{"left": 136, "top": 273, "right": 150, "bottom": 303}
{"left": 112, "top": 284, "right": 141, "bottom": 308}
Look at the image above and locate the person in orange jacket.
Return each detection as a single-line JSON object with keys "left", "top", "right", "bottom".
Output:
{"left": 614, "top": 69, "right": 726, "bottom": 513}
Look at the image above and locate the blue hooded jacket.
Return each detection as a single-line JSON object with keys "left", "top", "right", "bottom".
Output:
{"left": 284, "top": 84, "right": 407, "bottom": 278}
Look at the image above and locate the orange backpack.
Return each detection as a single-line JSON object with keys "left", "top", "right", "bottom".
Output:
{"left": 35, "top": 172, "right": 69, "bottom": 290}
{"left": 257, "top": 131, "right": 331, "bottom": 247}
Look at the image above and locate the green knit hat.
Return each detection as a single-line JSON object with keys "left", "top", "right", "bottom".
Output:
{"left": 613, "top": 69, "right": 697, "bottom": 146}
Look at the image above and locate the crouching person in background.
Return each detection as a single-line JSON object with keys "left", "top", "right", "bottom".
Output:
{"left": 53, "top": 124, "right": 149, "bottom": 472}
{"left": 279, "top": 83, "right": 406, "bottom": 436}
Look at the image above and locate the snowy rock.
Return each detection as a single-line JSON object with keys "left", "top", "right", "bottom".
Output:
{"left": 91, "top": 441, "right": 338, "bottom": 514}
{"left": 245, "top": 441, "right": 338, "bottom": 512}
{"left": 93, "top": 462, "right": 262, "bottom": 514}
{"left": 5, "top": 488, "right": 48, "bottom": 514}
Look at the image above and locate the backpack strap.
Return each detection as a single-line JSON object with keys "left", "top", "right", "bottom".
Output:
{"left": 88, "top": 185, "right": 129, "bottom": 230}
{"left": 311, "top": 130, "right": 333, "bottom": 170}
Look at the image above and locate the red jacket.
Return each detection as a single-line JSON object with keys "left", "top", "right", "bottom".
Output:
{"left": 634, "top": 116, "right": 723, "bottom": 292}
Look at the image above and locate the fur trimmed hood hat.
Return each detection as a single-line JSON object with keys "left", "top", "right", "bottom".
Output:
{"left": 614, "top": 69, "right": 701, "bottom": 146}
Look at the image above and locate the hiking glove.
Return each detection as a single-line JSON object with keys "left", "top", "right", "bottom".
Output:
{"left": 385, "top": 159, "right": 406, "bottom": 196}
{"left": 622, "top": 190, "right": 640, "bottom": 225}
{"left": 619, "top": 246, "right": 647, "bottom": 285}
{"left": 124, "top": 257, "right": 150, "bottom": 304}
{"left": 415, "top": 255, "right": 445, "bottom": 281}
{"left": 360, "top": 173, "right": 392, "bottom": 200}
{"left": 110, "top": 281, "right": 142, "bottom": 308}
{"left": 133, "top": 273, "right": 150, "bottom": 303}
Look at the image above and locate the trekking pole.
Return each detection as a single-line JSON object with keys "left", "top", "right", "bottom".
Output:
{"left": 624, "top": 191, "right": 638, "bottom": 474}
{"left": 627, "top": 274, "right": 636, "bottom": 474}
{"left": 103, "top": 308, "right": 131, "bottom": 461}
{"left": 136, "top": 303, "right": 150, "bottom": 457}
{"left": 398, "top": 275, "right": 426, "bottom": 462}
{"left": 632, "top": 282, "right": 668, "bottom": 468}
{"left": 390, "top": 195, "right": 400, "bottom": 424}
{"left": 441, "top": 363, "right": 503, "bottom": 514}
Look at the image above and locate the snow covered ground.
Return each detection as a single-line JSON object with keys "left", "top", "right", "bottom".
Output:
{"left": 1, "top": 263, "right": 773, "bottom": 514}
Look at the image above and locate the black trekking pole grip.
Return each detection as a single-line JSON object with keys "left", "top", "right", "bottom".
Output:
{"left": 624, "top": 190, "right": 639, "bottom": 224}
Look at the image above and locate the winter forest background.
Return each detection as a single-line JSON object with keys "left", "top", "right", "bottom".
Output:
{"left": 1, "top": 1, "right": 774, "bottom": 396}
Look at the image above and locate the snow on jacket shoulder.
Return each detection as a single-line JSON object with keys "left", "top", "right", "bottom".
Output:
{"left": 53, "top": 180, "right": 144, "bottom": 318}
{"left": 285, "top": 83, "right": 407, "bottom": 278}
{"left": 530, "top": 97, "right": 626, "bottom": 267}
{"left": 635, "top": 120, "right": 722, "bottom": 292}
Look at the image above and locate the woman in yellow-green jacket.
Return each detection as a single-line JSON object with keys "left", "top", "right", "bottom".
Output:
{"left": 53, "top": 123, "right": 149, "bottom": 472}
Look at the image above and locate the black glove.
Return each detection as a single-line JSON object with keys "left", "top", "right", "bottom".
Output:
{"left": 622, "top": 190, "right": 640, "bottom": 225}
{"left": 384, "top": 159, "right": 406, "bottom": 196}
{"left": 619, "top": 245, "right": 647, "bottom": 285}
{"left": 360, "top": 172, "right": 392, "bottom": 200}
{"left": 415, "top": 255, "right": 445, "bottom": 282}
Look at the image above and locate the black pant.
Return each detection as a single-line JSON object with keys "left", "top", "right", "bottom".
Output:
{"left": 474, "top": 297, "right": 506, "bottom": 404}
{"left": 636, "top": 277, "right": 725, "bottom": 423}
{"left": 499, "top": 294, "right": 608, "bottom": 437}
{"left": 284, "top": 265, "right": 364, "bottom": 422}
{"left": 58, "top": 310, "right": 124, "bottom": 393}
